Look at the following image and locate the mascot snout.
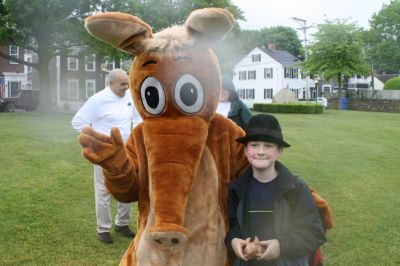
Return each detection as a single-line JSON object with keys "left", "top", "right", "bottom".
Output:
{"left": 143, "top": 116, "right": 209, "bottom": 247}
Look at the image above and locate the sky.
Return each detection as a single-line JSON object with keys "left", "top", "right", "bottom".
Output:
{"left": 231, "top": 0, "right": 391, "bottom": 36}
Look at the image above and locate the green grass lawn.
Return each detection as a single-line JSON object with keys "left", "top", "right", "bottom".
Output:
{"left": 1, "top": 110, "right": 399, "bottom": 265}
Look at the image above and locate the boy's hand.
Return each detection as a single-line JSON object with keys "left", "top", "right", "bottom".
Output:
{"left": 258, "top": 239, "right": 280, "bottom": 260}
{"left": 231, "top": 238, "right": 248, "bottom": 261}
{"left": 244, "top": 236, "right": 264, "bottom": 258}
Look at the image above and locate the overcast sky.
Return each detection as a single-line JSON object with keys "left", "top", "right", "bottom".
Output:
{"left": 231, "top": 0, "right": 391, "bottom": 35}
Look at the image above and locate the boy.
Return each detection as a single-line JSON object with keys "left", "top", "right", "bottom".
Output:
{"left": 225, "top": 114, "right": 326, "bottom": 266}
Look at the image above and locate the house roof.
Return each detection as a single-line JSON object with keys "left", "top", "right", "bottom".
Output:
{"left": 375, "top": 74, "right": 400, "bottom": 83}
{"left": 260, "top": 47, "right": 300, "bottom": 66}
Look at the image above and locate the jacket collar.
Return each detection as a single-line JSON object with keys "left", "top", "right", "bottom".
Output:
{"left": 231, "top": 161, "right": 296, "bottom": 199}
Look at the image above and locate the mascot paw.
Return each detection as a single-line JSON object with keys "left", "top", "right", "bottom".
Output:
{"left": 244, "top": 236, "right": 265, "bottom": 259}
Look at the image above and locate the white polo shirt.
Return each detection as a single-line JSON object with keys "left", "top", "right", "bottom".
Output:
{"left": 71, "top": 87, "right": 142, "bottom": 142}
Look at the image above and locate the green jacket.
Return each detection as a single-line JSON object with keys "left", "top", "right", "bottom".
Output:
{"left": 227, "top": 100, "right": 252, "bottom": 130}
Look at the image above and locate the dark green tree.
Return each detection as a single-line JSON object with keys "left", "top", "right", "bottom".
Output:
{"left": 0, "top": 0, "right": 244, "bottom": 110}
{"left": 364, "top": 0, "right": 400, "bottom": 73}
{"left": 238, "top": 26, "right": 304, "bottom": 58}
{"left": 0, "top": 0, "right": 92, "bottom": 110}
{"left": 302, "top": 19, "right": 369, "bottom": 108}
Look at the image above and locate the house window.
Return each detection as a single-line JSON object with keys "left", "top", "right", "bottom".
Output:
{"left": 284, "top": 68, "right": 290, "bottom": 78}
{"left": 252, "top": 54, "right": 261, "bottom": 62}
{"left": 105, "top": 60, "right": 115, "bottom": 71}
{"left": 237, "top": 89, "right": 245, "bottom": 99}
{"left": 7, "top": 81, "right": 21, "bottom": 97}
{"left": 238, "top": 89, "right": 255, "bottom": 100}
{"left": 68, "top": 79, "right": 79, "bottom": 100}
{"left": 248, "top": 70, "right": 256, "bottom": 80}
{"left": 291, "top": 68, "right": 298, "bottom": 79}
{"left": 68, "top": 57, "right": 79, "bottom": 71}
{"left": 284, "top": 67, "right": 298, "bottom": 79}
{"left": 238, "top": 71, "right": 247, "bottom": 80}
{"left": 85, "top": 54, "right": 96, "bottom": 71}
{"left": 246, "top": 89, "right": 255, "bottom": 99}
{"left": 9, "top": 45, "right": 19, "bottom": 64}
{"left": 264, "top": 68, "right": 273, "bottom": 79}
{"left": 86, "top": 80, "right": 96, "bottom": 98}
{"left": 264, "top": 88, "right": 273, "bottom": 99}
{"left": 323, "top": 86, "right": 331, "bottom": 94}
{"left": 26, "top": 55, "right": 32, "bottom": 73}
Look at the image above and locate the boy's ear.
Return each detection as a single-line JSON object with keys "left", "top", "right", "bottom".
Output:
{"left": 243, "top": 145, "right": 248, "bottom": 156}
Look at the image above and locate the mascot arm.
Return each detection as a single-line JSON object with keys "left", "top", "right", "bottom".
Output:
{"left": 232, "top": 124, "right": 248, "bottom": 179}
{"left": 310, "top": 188, "right": 334, "bottom": 230}
{"left": 79, "top": 127, "right": 139, "bottom": 202}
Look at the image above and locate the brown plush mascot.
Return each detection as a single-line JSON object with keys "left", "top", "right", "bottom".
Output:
{"left": 79, "top": 8, "right": 333, "bottom": 266}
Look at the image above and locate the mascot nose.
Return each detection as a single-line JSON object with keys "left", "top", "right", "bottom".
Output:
{"left": 148, "top": 229, "right": 187, "bottom": 247}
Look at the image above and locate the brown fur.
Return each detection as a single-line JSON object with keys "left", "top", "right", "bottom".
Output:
{"left": 80, "top": 8, "right": 332, "bottom": 266}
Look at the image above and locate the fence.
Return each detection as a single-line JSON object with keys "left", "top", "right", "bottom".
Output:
{"left": 326, "top": 90, "right": 400, "bottom": 113}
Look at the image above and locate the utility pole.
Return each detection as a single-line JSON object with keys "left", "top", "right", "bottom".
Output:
{"left": 292, "top": 17, "right": 312, "bottom": 101}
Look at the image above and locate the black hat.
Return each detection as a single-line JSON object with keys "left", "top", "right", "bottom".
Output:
{"left": 236, "top": 114, "right": 291, "bottom": 147}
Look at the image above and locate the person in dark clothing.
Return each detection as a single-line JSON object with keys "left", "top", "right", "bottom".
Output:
{"left": 225, "top": 114, "right": 326, "bottom": 266}
{"left": 216, "top": 76, "right": 252, "bottom": 130}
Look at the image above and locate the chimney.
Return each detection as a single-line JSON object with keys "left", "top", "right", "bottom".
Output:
{"left": 266, "top": 42, "right": 277, "bottom": 50}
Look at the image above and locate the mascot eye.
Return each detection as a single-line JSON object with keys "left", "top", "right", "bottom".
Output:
{"left": 174, "top": 74, "right": 204, "bottom": 114}
{"left": 141, "top": 77, "right": 166, "bottom": 115}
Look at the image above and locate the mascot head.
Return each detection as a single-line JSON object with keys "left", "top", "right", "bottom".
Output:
{"left": 85, "top": 8, "right": 234, "bottom": 247}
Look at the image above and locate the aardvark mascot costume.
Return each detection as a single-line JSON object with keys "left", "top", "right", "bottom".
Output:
{"left": 78, "top": 8, "right": 333, "bottom": 266}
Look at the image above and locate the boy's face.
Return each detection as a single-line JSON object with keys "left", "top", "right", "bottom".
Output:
{"left": 244, "top": 141, "right": 282, "bottom": 171}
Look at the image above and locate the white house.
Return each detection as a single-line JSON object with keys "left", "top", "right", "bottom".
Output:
{"left": 233, "top": 44, "right": 310, "bottom": 108}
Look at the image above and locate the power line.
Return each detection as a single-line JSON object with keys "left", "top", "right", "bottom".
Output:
{"left": 292, "top": 17, "right": 313, "bottom": 100}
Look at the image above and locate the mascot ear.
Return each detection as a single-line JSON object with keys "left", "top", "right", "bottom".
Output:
{"left": 185, "top": 8, "right": 235, "bottom": 48}
{"left": 85, "top": 12, "right": 153, "bottom": 55}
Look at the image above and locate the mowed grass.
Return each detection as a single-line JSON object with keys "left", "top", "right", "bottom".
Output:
{"left": 0, "top": 112, "right": 134, "bottom": 265}
{"left": 0, "top": 109, "right": 399, "bottom": 265}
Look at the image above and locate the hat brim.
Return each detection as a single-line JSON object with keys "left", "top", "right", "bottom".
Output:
{"left": 236, "top": 134, "right": 290, "bottom": 147}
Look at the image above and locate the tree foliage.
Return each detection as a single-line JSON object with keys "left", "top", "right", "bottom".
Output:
{"left": 303, "top": 19, "right": 369, "bottom": 86}
{"left": 383, "top": 77, "right": 400, "bottom": 90}
{"left": 0, "top": 0, "right": 244, "bottom": 110}
{"left": 238, "top": 26, "right": 304, "bottom": 58}
{"left": 302, "top": 19, "right": 369, "bottom": 108}
{"left": 364, "top": 0, "right": 400, "bottom": 73}
{"left": 0, "top": 0, "right": 89, "bottom": 110}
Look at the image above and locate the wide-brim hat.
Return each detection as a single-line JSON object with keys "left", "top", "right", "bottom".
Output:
{"left": 236, "top": 114, "right": 291, "bottom": 147}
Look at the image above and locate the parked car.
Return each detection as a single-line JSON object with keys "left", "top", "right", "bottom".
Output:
{"left": 0, "top": 90, "right": 39, "bottom": 112}
{"left": 316, "top": 97, "right": 327, "bottom": 107}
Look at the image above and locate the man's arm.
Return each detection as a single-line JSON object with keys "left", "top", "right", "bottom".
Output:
{"left": 71, "top": 98, "right": 97, "bottom": 132}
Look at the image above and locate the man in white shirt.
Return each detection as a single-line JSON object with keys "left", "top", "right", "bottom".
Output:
{"left": 71, "top": 69, "right": 142, "bottom": 244}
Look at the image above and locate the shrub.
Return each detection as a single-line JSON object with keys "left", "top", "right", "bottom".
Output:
{"left": 383, "top": 77, "right": 400, "bottom": 90}
{"left": 253, "top": 103, "right": 323, "bottom": 114}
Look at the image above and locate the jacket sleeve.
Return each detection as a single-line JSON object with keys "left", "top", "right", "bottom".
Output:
{"left": 239, "top": 101, "right": 253, "bottom": 126}
{"left": 278, "top": 180, "right": 327, "bottom": 258}
{"left": 224, "top": 186, "right": 242, "bottom": 252}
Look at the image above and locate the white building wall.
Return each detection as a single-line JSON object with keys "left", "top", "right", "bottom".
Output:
{"left": 233, "top": 47, "right": 306, "bottom": 108}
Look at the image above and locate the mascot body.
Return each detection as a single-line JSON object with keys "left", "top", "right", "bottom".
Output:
{"left": 80, "top": 8, "right": 248, "bottom": 266}
{"left": 79, "top": 8, "right": 333, "bottom": 266}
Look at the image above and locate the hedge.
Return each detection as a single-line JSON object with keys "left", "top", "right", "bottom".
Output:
{"left": 253, "top": 103, "right": 324, "bottom": 114}
{"left": 383, "top": 77, "right": 400, "bottom": 90}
